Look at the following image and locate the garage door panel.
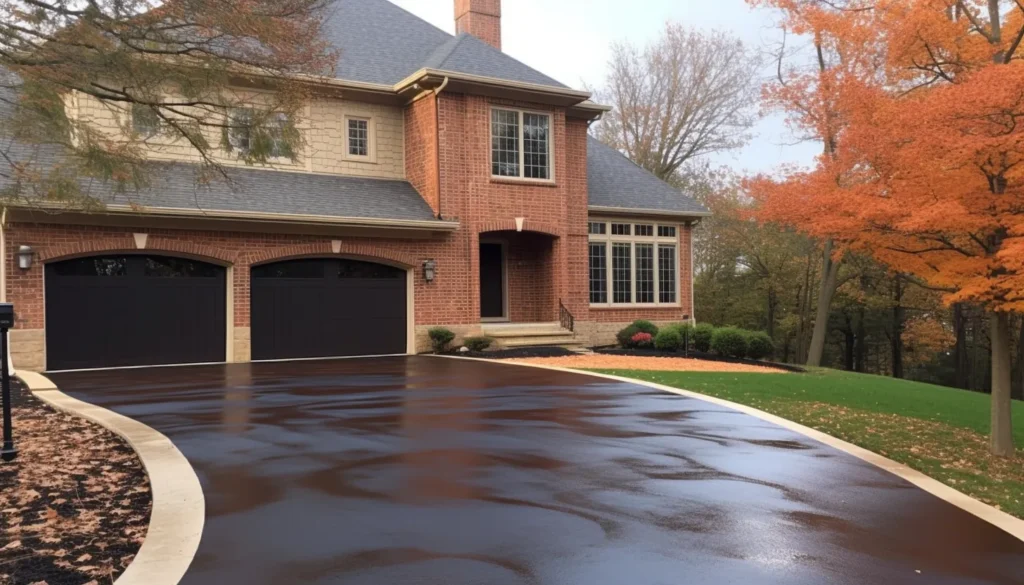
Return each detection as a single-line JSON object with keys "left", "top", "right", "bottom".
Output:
{"left": 45, "top": 255, "right": 226, "bottom": 371}
{"left": 251, "top": 258, "right": 407, "bottom": 361}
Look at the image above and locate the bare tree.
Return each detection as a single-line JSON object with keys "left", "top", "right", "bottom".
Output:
{"left": 594, "top": 24, "right": 760, "bottom": 183}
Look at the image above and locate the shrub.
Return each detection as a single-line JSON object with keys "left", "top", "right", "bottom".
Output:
{"left": 428, "top": 327, "right": 456, "bottom": 353}
{"left": 632, "top": 320, "right": 659, "bottom": 336}
{"left": 616, "top": 320, "right": 660, "bottom": 348}
{"left": 630, "top": 332, "right": 654, "bottom": 348}
{"left": 616, "top": 324, "right": 641, "bottom": 347}
{"left": 463, "top": 336, "right": 494, "bottom": 352}
{"left": 745, "top": 331, "right": 775, "bottom": 360}
{"left": 693, "top": 323, "right": 715, "bottom": 352}
{"left": 654, "top": 327, "right": 683, "bottom": 351}
{"left": 711, "top": 327, "right": 748, "bottom": 358}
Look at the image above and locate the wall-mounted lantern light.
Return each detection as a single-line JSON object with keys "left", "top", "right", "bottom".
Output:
{"left": 422, "top": 259, "right": 436, "bottom": 282}
{"left": 16, "top": 246, "right": 33, "bottom": 271}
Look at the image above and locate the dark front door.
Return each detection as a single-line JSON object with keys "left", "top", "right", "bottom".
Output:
{"left": 45, "top": 255, "right": 227, "bottom": 371}
{"left": 479, "top": 243, "right": 505, "bottom": 320}
{"left": 251, "top": 258, "right": 407, "bottom": 361}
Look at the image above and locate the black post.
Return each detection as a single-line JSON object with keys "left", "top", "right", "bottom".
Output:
{"left": 1, "top": 325, "right": 15, "bottom": 462}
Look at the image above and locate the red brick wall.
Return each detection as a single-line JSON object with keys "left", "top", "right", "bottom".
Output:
{"left": 433, "top": 93, "right": 589, "bottom": 323}
{"left": 3, "top": 222, "right": 475, "bottom": 330}
{"left": 454, "top": 0, "right": 502, "bottom": 49}
{"left": 404, "top": 96, "right": 439, "bottom": 215}
{"left": 504, "top": 232, "right": 555, "bottom": 323}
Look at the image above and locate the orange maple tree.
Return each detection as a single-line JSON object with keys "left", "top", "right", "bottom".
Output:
{"left": 748, "top": 0, "right": 1023, "bottom": 456}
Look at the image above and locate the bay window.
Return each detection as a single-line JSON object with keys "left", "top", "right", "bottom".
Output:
{"left": 588, "top": 220, "right": 680, "bottom": 306}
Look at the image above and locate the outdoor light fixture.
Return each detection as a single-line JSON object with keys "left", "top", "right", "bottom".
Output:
{"left": 423, "top": 259, "right": 437, "bottom": 282}
{"left": 16, "top": 246, "right": 32, "bottom": 271}
{"left": 0, "top": 303, "right": 16, "bottom": 462}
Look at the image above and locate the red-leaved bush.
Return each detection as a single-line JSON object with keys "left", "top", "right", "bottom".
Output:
{"left": 630, "top": 332, "right": 653, "bottom": 348}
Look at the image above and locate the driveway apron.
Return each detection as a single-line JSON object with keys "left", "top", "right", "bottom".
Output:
{"left": 49, "top": 357, "right": 1024, "bottom": 585}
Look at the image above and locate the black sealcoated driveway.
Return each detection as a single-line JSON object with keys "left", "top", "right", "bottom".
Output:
{"left": 49, "top": 357, "right": 1024, "bottom": 585}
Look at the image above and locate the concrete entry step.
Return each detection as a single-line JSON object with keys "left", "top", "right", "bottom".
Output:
{"left": 480, "top": 322, "right": 583, "bottom": 350}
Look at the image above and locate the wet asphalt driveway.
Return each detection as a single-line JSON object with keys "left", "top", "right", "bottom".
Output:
{"left": 50, "top": 357, "right": 1024, "bottom": 585}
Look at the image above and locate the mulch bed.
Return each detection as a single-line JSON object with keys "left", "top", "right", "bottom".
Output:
{"left": 593, "top": 347, "right": 807, "bottom": 373}
{"left": 0, "top": 379, "right": 151, "bottom": 585}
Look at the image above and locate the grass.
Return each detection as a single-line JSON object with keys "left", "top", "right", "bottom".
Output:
{"left": 590, "top": 367, "right": 1024, "bottom": 520}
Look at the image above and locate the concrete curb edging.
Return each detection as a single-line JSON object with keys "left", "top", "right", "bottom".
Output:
{"left": 18, "top": 370, "right": 205, "bottom": 585}
{"left": 435, "top": 356, "right": 1024, "bottom": 543}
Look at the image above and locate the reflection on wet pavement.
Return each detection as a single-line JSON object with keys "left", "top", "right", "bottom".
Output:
{"left": 50, "top": 357, "right": 1024, "bottom": 585}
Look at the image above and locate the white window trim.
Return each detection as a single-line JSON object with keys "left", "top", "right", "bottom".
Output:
{"left": 343, "top": 114, "right": 377, "bottom": 163}
{"left": 588, "top": 219, "right": 681, "bottom": 308}
{"left": 489, "top": 106, "right": 555, "bottom": 183}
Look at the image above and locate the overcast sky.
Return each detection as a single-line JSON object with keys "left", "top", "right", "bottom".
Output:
{"left": 391, "top": 0, "right": 821, "bottom": 174}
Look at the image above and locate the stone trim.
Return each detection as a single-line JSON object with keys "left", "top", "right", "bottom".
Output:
{"left": 17, "top": 371, "right": 206, "bottom": 585}
{"left": 248, "top": 241, "right": 420, "bottom": 268}
{"left": 478, "top": 219, "right": 561, "bottom": 237}
{"left": 432, "top": 356, "right": 1024, "bottom": 543}
{"left": 39, "top": 236, "right": 236, "bottom": 265}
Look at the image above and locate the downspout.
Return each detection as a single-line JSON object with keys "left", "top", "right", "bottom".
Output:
{"left": 433, "top": 77, "right": 449, "bottom": 220}
{"left": 1, "top": 207, "right": 7, "bottom": 303}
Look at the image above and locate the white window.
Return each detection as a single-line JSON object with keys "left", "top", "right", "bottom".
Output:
{"left": 491, "top": 108, "right": 551, "bottom": 180}
{"left": 346, "top": 117, "right": 370, "bottom": 158}
{"left": 588, "top": 220, "right": 680, "bottom": 306}
{"left": 131, "top": 104, "right": 160, "bottom": 137}
{"left": 228, "top": 108, "right": 289, "bottom": 158}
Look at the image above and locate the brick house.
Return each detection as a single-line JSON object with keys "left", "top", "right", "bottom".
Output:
{"left": 1, "top": 0, "right": 709, "bottom": 371}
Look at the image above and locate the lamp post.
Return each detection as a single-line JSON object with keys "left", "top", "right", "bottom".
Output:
{"left": 0, "top": 303, "right": 16, "bottom": 462}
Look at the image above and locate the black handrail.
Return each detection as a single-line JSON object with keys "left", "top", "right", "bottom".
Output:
{"left": 559, "top": 300, "right": 575, "bottom": 333}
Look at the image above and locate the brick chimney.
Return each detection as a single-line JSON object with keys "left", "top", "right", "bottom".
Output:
{"left": 455, "top": 0, "right": 501, "bottom": 50}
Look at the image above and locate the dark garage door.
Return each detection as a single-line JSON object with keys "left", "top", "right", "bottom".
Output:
{"left": 45, "top": 255, "right": 227, "bottom": 371}
{"left": 251, "top": 258, "right": 407, "bottom": 361}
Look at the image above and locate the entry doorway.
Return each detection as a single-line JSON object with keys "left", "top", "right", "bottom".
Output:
{"left": 479, "top": 241, "right": 507, "bottom": 321}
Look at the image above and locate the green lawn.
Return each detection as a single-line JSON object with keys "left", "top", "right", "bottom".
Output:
{"left": 591, "top": 367, "right": 1024, "bottom": 519}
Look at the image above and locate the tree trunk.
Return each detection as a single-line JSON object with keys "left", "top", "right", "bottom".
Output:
{"left": 854, "top": 307, "right": 867, "bottom": 373}
{"left": 766, "top": 286, "right": 777, "bottom": 339}
{"left": 990, "top": 312, "right": 1014, "bottom": 456}
{"left": 807, "top": 239, "right": 842, "bottom": 367}
{"left": 891, "top": 275, "right": 905, "bottom": 379}
{"left": 843, "top": 323, "right": 855, "bottom": 371}
{"left": 1013, "top": 315, "right": 1024, "bottom": 402}
{"left": 954, "top": 303, "right": 969, "bottom": 389}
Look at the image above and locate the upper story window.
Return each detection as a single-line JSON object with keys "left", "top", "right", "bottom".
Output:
{"left": 343, "top": 115, "right": 375, "bottom": 162}
{"left": 228, "top": 108, "right": 289, "bottom": 158}
{"left": 588, "top": 220, "right": 681, "bottom": 307}
{"left": 131, "top": 104, "right": 160, "bottom": 138}
{"left": 347, "top": 118, "right": 369, "bottom": 157}
{"left": 491, "top": 108, "right": 551, "bottom": 180}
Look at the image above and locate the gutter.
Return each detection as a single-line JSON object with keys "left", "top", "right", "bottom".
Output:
{"left": 396, "top": 68, "right": 593, "bottom": 103}
{"left": 588, "top": 205, "right": 712, "bottom": 219}
{"left": 9, "top": 204, "right": 461, "bottom": 232}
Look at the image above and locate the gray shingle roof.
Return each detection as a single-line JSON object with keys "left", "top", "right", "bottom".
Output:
{"left": 325, "top": 0, "right": 567, "bottom": 88}
{"left": 0, "top": 140, "right": 444, "bottom": 223}
{"left": 587, "top": 137, "right": 710, "bottom": 216}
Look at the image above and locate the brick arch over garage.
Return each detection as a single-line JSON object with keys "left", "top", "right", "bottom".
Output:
{"left": 248, "top": 242, "right": 420, "bottom": 269}
{"left": 38, "top": 235, "right": 237, "bottom": 266}
{"left": 478, "top": 219, "right": 561, "bottom": 238}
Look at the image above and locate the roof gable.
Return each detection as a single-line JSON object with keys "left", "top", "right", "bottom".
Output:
{"left": 325, "top": 0, "right": 568, "bottom": 89}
